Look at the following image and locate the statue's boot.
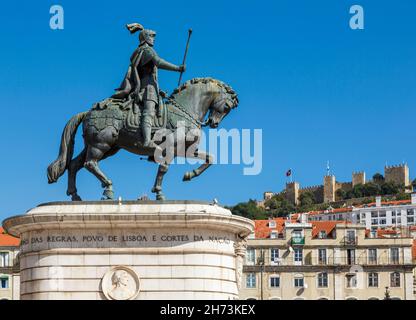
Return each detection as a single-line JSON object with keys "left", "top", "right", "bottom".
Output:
{"left": 142, "top": 118, "right": 162, "bottom": 153}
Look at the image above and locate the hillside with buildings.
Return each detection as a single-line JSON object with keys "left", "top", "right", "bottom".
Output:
{"left": 231, "top": 163, "right": 416, "bottom": 220}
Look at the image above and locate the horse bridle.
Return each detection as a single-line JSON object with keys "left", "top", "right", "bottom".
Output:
{"left": 165, "top": 88, "right": 235, "bottom": 128}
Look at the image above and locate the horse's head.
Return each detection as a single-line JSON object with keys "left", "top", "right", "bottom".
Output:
{"left": 206, "top": 79, "right": 239, "bottom": 128}
{"left": 169, "top": 78, "right": 239, "bottom": 128}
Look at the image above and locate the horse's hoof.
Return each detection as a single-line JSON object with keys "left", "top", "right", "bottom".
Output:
{"left": 71, "top": 194, "right": 82, "bottom": 201}
{"left": 102, "top": 189, "right": 114, "bottom": 200}
{"left": 156, "top": 194, "right": 166, "bottom": 201}
{"left": 183, "top": 172, "right": 192, "bottom": 181}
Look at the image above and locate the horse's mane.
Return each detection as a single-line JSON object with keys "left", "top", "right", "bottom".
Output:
{"left": 169, "top": 77, "right": 238, "bottom": 105}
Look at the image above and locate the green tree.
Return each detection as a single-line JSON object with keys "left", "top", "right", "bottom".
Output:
{"left": 362, "top": 182, "right": 381, "bottom": 197}
{"left": 336, "top": 189, "right": 347, "bottom": 200}
{"left": 299, "top": 192, "right": 316, "bottom": 207}
{"left": 381, "top": 182, "right": 400, "bottom": 195}
{"left": 231, "top": 199, "right": 268, "bottom": 220}
{"left": 373, "top": 173, "right": 384, "bottom": 183}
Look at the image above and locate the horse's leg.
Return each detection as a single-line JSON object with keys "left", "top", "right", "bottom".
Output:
{"left": 67, "top": 148, "right": 87, "bottom": 201}
{"left": 84, "top": 145, "right": 115, "bottom": 200}
{"left": 183, "top": 150, "right": 214, "bottom": 181}
{"left": 151, "top": 160, "right": 172, "bottom": 201}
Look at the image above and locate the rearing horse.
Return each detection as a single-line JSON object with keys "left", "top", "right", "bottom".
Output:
{"left": 47, "top": 77, "right": 238, "bottom": 201}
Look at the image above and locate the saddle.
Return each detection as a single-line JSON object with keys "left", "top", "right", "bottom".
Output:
{"left": 90, "top": 96, "right": 168, "bottom": 133}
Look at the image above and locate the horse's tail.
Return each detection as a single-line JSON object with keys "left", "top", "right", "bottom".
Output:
{"left": 47, "top": 112, "right": 88, "bottom": 184}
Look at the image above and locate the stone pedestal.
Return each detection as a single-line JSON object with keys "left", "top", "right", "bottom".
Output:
{"left": 3, "top": 201, "right": 253, "bottom": 300}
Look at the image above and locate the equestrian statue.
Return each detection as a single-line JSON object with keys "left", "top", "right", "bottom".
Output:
{"left": 47, "top": 23, "right": 239, "bottom": 201}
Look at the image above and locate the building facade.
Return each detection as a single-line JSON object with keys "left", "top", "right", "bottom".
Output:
{"left": 307, "top": 195, "right": 416, "bottom": 233}
{"left": 0, "top": 227, "right": 20, "bottom": 300}
{"left": 240, "top": 219, "right": 415, "bottom": 300}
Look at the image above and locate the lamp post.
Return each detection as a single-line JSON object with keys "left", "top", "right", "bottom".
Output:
{"left": 257, "top": 249, "right": 265, "bottom": 300}
{"left": 383, "top": 286, "right": 391, "bottom": 300}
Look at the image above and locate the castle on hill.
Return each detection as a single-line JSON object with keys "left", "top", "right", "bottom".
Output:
{"left": 261, "top": 163, "right": 411, "bottom": 206}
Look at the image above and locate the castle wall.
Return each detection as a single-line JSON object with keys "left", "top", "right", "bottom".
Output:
{"left": 323, "top": 176, "right": 336, "bottom": 203}
{"left": 352, "top": 172, "right": 366, "bottom": 186}
{"left": 384, "top": 164, "right": 410, "bottom": 186}
{"left": 285, "top": 182, "right": 299, "bottom": 206}
{"left": 298, "top": 185, "right": 324, "bottom": 204}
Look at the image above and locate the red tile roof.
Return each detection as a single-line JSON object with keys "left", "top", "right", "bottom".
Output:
{"left": 254, "top": 218, "right": 289, "bottom": 239}
{"left": 357, "top": 200, "right": 411, "bottom": 208}
{"left": 311, "top": 221, "right": 349, "bottom": 238}
{"left": 0, "top": 227, "right": 20, "bottom": 246}
{"left": 302, "top": 207, "right": 353, "bottom": 216}
{"left": 253, "top": 218, "right": 349, "bottom": 239}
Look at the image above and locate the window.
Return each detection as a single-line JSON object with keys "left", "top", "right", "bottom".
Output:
{"left": 347, "top": 249, "right": 355, "bottom": 265}
{"left": 292, "top": 230, "right": 302, "bottom": 238}
{"left": 246, "top": 248, "right": 255, "bottom": 265}
{"left": 368, "top": 273, "right": 379, "bottom": 287}
{"left": 270, "top": 248, "right": 279, "bottom": 263}
{"left": 346, "top": 230, "right": 356, "bottom": 242}
{"left": 318, "top": 231, "right": 327, "bottom": 239}
{"left": 368, "top": 248, "right": 377, "bottom": 265}
{"left": 270, "top": 231, "right": 278, "bottom": 239}
{"left": 318, "top": 248, "right": 327, "bottom": 265}
{"left": 346, "top": 274, "right": 357, "bottom": 288}
{"left": 379, "top": 219, "right": 386, "bottom": 225}
{"left": 408, "top": 217, "right": 415, "bottom": 224}
{"left": 371, "top": 211, "right": 378, "bottom": 218}
{"left": 390, "top": 272, "right": 400, "bottom": 287}
{"left": 407, "top": 209, "right": 414, "bottom": 216}
{"left": 0, "top": 277, "right": 9, "bottom": 289}
{"left": 294, "top": 275, "right": 304, "bottom": 288}
{"left": 270, "top": 275, "right": 280, "bottom": 288}
{"left": 379, "top": 211, "right": 386, "bottom": 217}
{"left": 269, "top": 221, "right": 276, "bottom": 228}
{"left": 246, "top": 273, "right": 256, "bottom": 288}
{"left": 293, "top": 248, "right": 303, "bottom": 265}
{"left": 317, "top": 273, "right": 328, "bottom": 288}
{"left": 0, "top": 252, "right": 10, "bottom": 267}
{"left": 390, "top": 248, "right": 400, "bottom": 264}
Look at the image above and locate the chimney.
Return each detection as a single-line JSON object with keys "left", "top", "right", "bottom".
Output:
{"left": 412, "top": 193, "right": 416, "bottom": 205}
{"left": 375, "top": 196, "right": 382, "bottom": 207}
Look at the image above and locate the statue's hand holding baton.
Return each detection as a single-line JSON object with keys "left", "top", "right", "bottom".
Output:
{"left": 178, "top": 29, "right": 192, "bottom": 86}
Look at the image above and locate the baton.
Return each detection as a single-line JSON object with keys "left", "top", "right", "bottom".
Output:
{"left": 178, "top": 28, "right": 192, "bottom": 86}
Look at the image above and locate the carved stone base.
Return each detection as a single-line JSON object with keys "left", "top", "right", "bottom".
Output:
{"left": 3, "top": 201, "right": 253, "bottom": 300}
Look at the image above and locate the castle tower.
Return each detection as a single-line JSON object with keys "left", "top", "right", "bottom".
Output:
{"left": 285, "top": 182, "right": 299, "bottom": 206}
{"left": 263, "top": 192, "right": 274, "bottom": 201}
{"left": 352, "top": 171, "right": 366, "bottom": 187}
{"left": 323, "top": 175, "right": 336, "bottom": 203}
{"left": 384, "top": 164, "right": 410, "bottom": 187}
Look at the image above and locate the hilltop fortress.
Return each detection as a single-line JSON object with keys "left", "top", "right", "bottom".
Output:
{"left": 263, "top": 164, "right": 411, "bottom": 206}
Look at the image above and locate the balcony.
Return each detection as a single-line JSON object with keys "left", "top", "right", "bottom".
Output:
{"left": 291, "top": 237, "right": 305, "bottom": 246}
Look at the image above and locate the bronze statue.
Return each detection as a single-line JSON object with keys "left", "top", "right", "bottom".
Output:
{"left": 112, "top": 23, "right": 185, "bottom": 150}
{"left": 47, "top": 23, "right": 238, "bottom": 201}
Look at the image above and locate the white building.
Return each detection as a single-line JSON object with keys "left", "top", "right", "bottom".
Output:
{"left": 305, "top": 194, "right": 416, "bottom": 234}
{"left": 0, "top": 227, "right": 20, "bottom": 300}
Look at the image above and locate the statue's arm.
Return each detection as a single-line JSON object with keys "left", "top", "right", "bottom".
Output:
{"left": 149, "top": 49, "right": 182, "bottom": 71}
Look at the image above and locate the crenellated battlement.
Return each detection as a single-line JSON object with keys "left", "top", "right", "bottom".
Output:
{"left": 267, "top": 163, "right": 412, "bottom": 207}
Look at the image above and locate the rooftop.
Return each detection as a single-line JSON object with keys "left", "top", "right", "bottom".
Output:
{"left": 0, "top": 227, "right": 20, "bottom": 247}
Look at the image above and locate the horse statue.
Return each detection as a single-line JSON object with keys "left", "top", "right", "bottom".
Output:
{"left": 47, "top": 77, "right": 239, "bottom": 201}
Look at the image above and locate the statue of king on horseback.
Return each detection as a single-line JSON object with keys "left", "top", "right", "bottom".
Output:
{"left": 112, "top": 23, "right": 185, "bottom": 151}
{"left": 47, "top": 22, "right": 239, "bottom": 201}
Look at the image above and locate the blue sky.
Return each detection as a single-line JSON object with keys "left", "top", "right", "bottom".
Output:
{"left": 0, "top": 0, "right": 415, "bottom": 221}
